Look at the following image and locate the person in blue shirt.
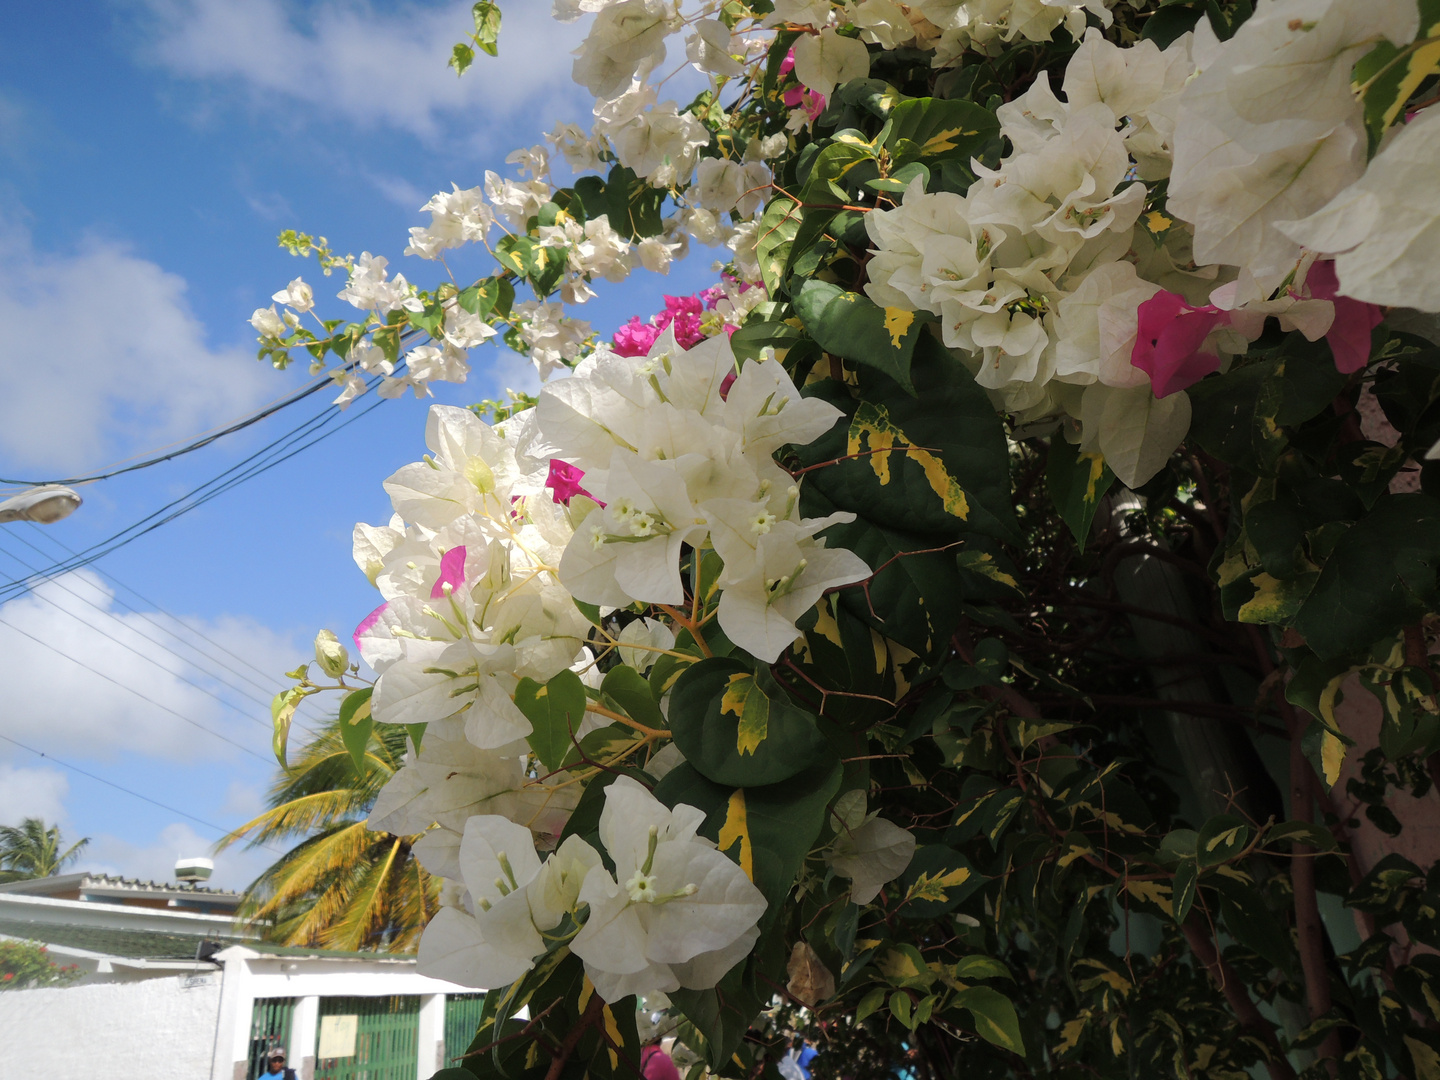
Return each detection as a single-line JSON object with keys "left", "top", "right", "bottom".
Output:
{"left": 797, "top": 1041, "right": 818, "bottom": 1079}
{"left": 259, "top": 1048, "right": 297, "bottom": 1080}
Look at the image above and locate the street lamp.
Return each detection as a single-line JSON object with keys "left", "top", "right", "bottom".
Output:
{"left": 0, "top": 485, "right": 83, "bottom": 525}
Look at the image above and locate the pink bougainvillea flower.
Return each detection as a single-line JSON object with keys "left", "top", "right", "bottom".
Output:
{"left": 1131, "top": 291, "right": 1230, "bottom": 398}
{"left": 653, "top": 295, "right": 707, "bottom": 348}
{"left": 431, "top": 546, "right": 467, "bottom": 598}
{"left": 353, "top": 602, "right": 388, "bottom": 652}
{"left": 613, "top": 316, "right": 661, "bottom": 357}
{"left": 719, "top": 370, "right": 737, "bottom": 401}
{"left": 1305, "top": 260, "right": 1385, "bottom": 374}
{"left": 546, "top": 459, "right": 596, "bottom": 506}
{"left": 779, "top": 48, "right": 826, "bottom": 120}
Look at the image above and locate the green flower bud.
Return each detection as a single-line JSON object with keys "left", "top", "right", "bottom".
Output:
{"left": 314, "top": 629, "right": 349, "bottom": 678}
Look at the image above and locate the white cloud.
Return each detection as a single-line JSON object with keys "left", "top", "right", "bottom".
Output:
{"left": 0, "top": 220, "right": 274, "bottom": 473}
{"left": 135, "top": 0, "right": 591, "bottom": 142}
{"left": 218, "top": 779, "right": 267, "bottom": 821}
{"left": 0, "top": 570, "right": 309, "bottom": 763}
{"left": 0, "top": 765, "right": 70, "bottom": 827}
{"left": 84, "top": 822, "right": 273, "bottom": 891}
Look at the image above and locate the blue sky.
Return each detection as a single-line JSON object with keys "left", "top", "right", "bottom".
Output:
{"left": 0, "top": 0, "right": 717, "bottom": 888}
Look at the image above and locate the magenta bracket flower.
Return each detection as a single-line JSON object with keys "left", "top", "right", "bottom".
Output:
{"left": 1131, "top": 291, "right": 1230, "bottom": 398}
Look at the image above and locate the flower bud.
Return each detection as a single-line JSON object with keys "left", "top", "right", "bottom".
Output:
{"left": 313, "top": 629, "right": 349, "bottom": 678}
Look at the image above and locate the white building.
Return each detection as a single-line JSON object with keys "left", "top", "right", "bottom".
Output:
{"left": 0, "top": 874, "right": 484, "bottom": 1080}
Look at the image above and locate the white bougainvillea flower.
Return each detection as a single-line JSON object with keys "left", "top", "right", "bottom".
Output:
{"left": 827, "top": 813, "right": 917, "bottom": 904}
{"left": 1166, "top": 0, "right": 1416, "bottom": 287}
{"left": 617, "top": 617, "right": 675, "bottom": 672}
{"left": 418, "top": 816, "right": 603, "bottom": 989}
{"left": 1077, "top": 382, "right": 1192, "bottom": 489}
{"left": 356, "top": 535, "right": 587, "bottom": 747}
{"left": 367, "top": 719, "right": 529, "bottom": 837}
{"left": 686, "top": 18, "right": 744, "bottom": 77}
{"left": 1276, "top": 108, "right": 1440, "bottom": 313}
{"left": 570, "top": 777, "right": 767, "bottom": 1001}
{"left": 792, "top": 28, "right": 870, "bottom": 99}
{"left": 382, "top": 406, "right": 519, "bottom": 532}
{"left": 272, "top": 277, "right": 314, "bottom": 313}
{"left": 572, "top": 0, "right": 680, "bottom": 101}
{"left": 559, "top": 451, "right": 706, "bottom": 606}
{"left": 705, "top": 502, "right": 869, "bottom": 663}
{"left": 721, "top": 353, "right": 845, "bottom": 458}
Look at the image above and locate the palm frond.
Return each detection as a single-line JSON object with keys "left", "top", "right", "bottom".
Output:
{"left": 225, "top": 714, "right": 434, "bottom": 953}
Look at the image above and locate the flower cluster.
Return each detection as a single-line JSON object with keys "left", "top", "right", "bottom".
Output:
{"left": 417, "top": 778, "right": 766, "bottom": 1000}
{"left": 528, "top": 326, "right": 870, "bottom": 663}
{"left": 861, "top": 12, "right": 1418, "bottom": 486}
{"left": 352, "top": 327, "right": 872, "bottom": 998}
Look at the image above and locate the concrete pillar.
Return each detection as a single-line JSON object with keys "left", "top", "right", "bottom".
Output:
{"left": 208, "top": 952, "right": 255, "bottom": 1080}
{"left": 417, "top": 994, "right": 447, "bottom": 1079}
{"left": 290, "top": 996, "right": 320, "bottom": 1080}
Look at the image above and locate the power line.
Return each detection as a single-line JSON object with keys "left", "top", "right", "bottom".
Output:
{"left": 0, "top": 377, "right": 392, "bottom": 606}
{"left": 0, "top": 614, "right": 272, "bottom": 764}
{"left": 0, "top": 538, "right": 277, "bottom": 719}
{"left": 0, "top": 371, "right": 342, "bottom": 488}
{"left": 0, "top": 732, "right": 284, "bottom": 854}
{"left": 9, "top": 526, "right": 286, "bottom": 699}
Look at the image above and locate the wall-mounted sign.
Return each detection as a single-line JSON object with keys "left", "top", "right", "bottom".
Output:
{"left": 318, "top": 1014, "right": 358, "bottom": 1059}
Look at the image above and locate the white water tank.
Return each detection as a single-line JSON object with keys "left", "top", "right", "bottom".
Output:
{"left": 174, "top": 856, "right": 214, "bottom": 883}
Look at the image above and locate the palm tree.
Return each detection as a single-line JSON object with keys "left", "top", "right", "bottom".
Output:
{"left": 217, "top": 717, "right": 438, "bottom": 952}
{"left": 0, "top": 819, "right": 89, "bottom": 883}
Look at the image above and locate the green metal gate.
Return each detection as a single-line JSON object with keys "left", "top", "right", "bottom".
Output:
{"left": 247, "top": 997, "right": 296, "bottom": 1079}
{"left": 444, "top": 994, "right": 486, "bottom": 1068}
{"left": 315, "top": 995, "right": 420, "bottom": 1080}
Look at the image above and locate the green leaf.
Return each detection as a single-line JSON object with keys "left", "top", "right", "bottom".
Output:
{"left": 339, "top": 687, "right": 374, "bottom": 775}
{"left": 448, "top": 42, "right": 475, "bottom": 76}
{"left": 856, "top": 986, "right": 887, "bottom": 1022}
{"left": 797, "top": 336, "right": 1020, "bottom": 655}
{"left": 515, "top": 669, "right": 588, "bottom": 772}
{"left": 1293, "top": 494, "right": 1440, "bottom": 659}
{"left": 458, "top": 276, "right": 509, "bottom": 319}
{"left": 756, "top": 194, "right": 802, "bottom": 297}
{"left": 1214, "top": 877, "right": 1296, "bottom": 974}
{"left": 669, "top": 658, "right": 832, "bottom": 787}
{"left": 271, "top": 687, "right": 307, "bottom": 767}
{"left": 573, "top": 165, "right": 665, "bottom": 242}
{"left": 1173, "top": 859, "right": 1199, "bottom": 925}
{"left": 495, "top": 235, "right": 564, "bottom": 295}
{"left": 952, "top": 985, "right": 1026, "bottom": 1056}
{"left": 1355, "top": 0, "right": 1440, "bottom": 149}
{"left": 600, "top": 664, "right": 666, "bottom": 731}
{"left": 654, "top": 757, "right": 842, "bottom": 916}
{"left": 1196, "top": 813, "right": 1253, "bottom": 868}
{"left": 471, "top": 0, "right": 502, "bottom": 56}
{"left": 883, "top": 97, "right": 1000, "bottom": 169}
{"left": 890, "top": 989, "right": 915, "bottom": 1029}
{"left": 404, "top": 723, "right": 427, "bottom": 753}
{"left": 794, "top": 280, "right": 922, "bottom": 394}
{"left": 1047, "top": 437, "right": 1115, "bottom": 549}
{"left": 1266, "top": 819, "right": 1338, "bottom": 852}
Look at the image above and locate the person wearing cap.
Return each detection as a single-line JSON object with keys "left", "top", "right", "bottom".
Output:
{"left": 259, "top": 1047, "right": 297, "bottom": 1080}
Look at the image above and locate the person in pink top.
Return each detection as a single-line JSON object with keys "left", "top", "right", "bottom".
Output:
{"left": 640, "top": 1041, "right": 681, "bottom": 1080}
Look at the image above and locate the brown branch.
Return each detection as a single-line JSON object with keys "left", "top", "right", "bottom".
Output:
{"left": 1181, "top": 914, "right": 1297, "bottom": 1080}
{"left": 544, "top": 990, "right": 605, "bottom": 1080}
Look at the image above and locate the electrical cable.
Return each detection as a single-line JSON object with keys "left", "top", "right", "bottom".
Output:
{"left": 0, "top": 538, "right": 278, "bottom": 719}
{"left": 0, "top": 732, "right": 284, "bottom": 854}
{"left": 0, "top": 372, "right": 341, "bottom": 488}
{"left": 11, "top": 525, "right": 288, "bottom": 698}
{"left": 0, "top": 544, "right": 326, "bottom": 745}
{"left": 0, "top": 614, "right": 272, "bottom": 763}
{"left": 0, "top": 375, "right": 392, "bottom": 606}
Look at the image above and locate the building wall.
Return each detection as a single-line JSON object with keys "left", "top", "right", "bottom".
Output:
{"left": 0, "top": 971, "right": 223, "bottom": 1074}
